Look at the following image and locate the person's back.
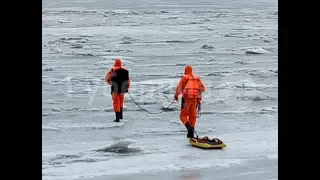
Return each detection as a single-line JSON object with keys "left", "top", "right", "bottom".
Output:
{"left": 110, "top": 67, "right": 129, "bottom": 94}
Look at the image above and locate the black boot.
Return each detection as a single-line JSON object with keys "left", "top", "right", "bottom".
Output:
{"left": 113, "top": 112, "right": 120, "bottom": 122}
{"left": 187, "top": 129, "right": 194, "bottom": 138}
{"left": 185, "top": 122, "right": 194, "bottom": 138}
{"left": 119, "top": 108, "right": 123, "bottom": 119}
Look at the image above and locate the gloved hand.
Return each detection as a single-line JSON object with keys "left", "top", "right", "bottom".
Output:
{"left": 174, "top": 95, "right": 178, "bottom": 101}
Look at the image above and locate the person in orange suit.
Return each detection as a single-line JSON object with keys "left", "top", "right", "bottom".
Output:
{"left": 174, "top": 65, "right": 206, "bottom": 138}
{"left": 105, "top": 58, "right": 130, "bottom": 122}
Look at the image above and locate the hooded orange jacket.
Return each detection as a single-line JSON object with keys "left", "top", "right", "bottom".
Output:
{"left": 105, "top": 59, "right": 130, "bottom": 93}
{"left": 175, "top": 65, "right": 205, "bottom": 99}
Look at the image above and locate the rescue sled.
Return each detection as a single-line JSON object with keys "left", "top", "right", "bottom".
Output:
{"left": 189, "top": 136, "right": 226, "bottom": 149}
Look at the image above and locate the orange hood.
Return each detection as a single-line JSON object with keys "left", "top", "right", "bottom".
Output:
{"left": 184, "top": 65, "right": 193, "bottom": 75}
{"left": 114, "top": 58, "right": 122, "bottom": 67}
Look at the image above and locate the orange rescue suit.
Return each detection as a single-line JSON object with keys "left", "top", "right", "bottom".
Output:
{"left": 105, "top": 59, "right": 130, "bottom": 114}
{"left": 174, "top": 66, "right": 205, "bottom": 128}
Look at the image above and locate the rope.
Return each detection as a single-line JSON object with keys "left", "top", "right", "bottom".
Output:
{"left": 194, "top": 129, "right": 199, "bottom": 138}
{"left": 197, "top": 103, "right": 202, "bottom": 118}
{"left": 127, "top": 92, "right": 176, "bottom": 114}
{"left": 127, "top": 92, "right": 202, "bottom": 137}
